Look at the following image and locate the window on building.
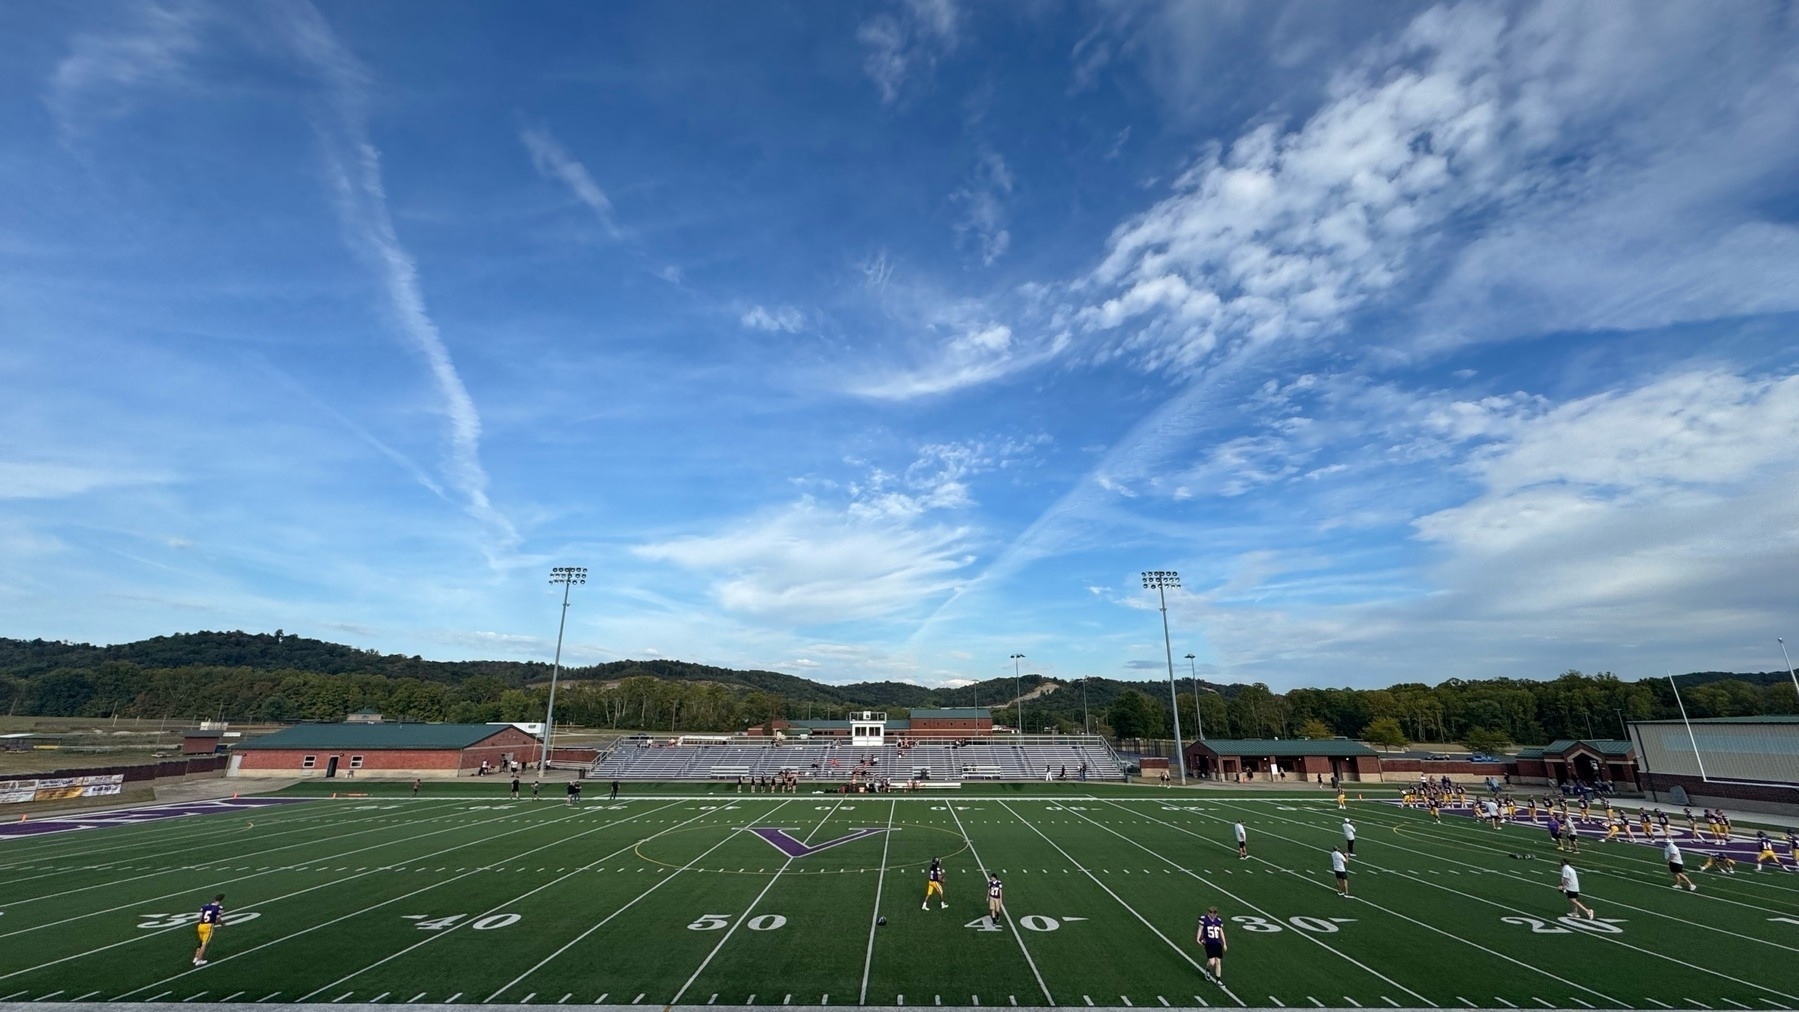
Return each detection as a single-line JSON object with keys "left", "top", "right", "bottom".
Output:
{"left": 349, "top": 755, "right": 365, "bottom": 768}
{"left": 302, "top": 755, "right": 317, "bottom": 769}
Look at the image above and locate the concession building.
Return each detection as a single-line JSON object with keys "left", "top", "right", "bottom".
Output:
{"left": 228, "top": 722, "right": 542, "bottom": 779}
{"left": 1184, "top": 737, "right": 1382, "bottom": 782}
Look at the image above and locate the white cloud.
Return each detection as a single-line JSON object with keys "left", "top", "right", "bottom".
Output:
{"left": 48, "top": 2, "right": 204, "bottom": 140}
{"left": 635, "top": 498, "right": 973, "bottom": 624}
{"left": 858, "top": 0, "right": 962, "bottom": 105}
{"left": 953, "top": 149, "right": 1014, "bottom": 266}
{"left": 740, "top": 305, "right": 806, "bottom": 333}
{"left": 520, "top": 125, "right": 623, "bottom": 239}
{"left": 281, "top": 3, "right": 518, "bottom": 559}
{"left": 0, "top": 461, "right": 162, "bottom": 500}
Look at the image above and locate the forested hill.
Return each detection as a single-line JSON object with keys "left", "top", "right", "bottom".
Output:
{"left": 1, "top": 631, "right": 1793, "bottom": 748}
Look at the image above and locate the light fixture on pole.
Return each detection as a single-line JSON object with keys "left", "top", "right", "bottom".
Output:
{"left": 542, "top": 566, "right": 586, "bottom": 772}
{"left": 1185, "top": 653, "right": 1205, "bottom": 742}
{"left": 1010, "top": 653, "right": 1026, "bottom": 736}
{"left": 1082, "top": 675, "right": 1091, "bottom": 736}
{"left": 1142, "top": 571, "right": 1187, "bottom": 784}
{"left": 1781, "top": 638, "right": 1799, "bottom": 706}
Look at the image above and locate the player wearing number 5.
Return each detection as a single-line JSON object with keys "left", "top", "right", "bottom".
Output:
{"left": 986, "top": 874, "right": 1004, "bottom": 919}
{"left": 192, "top": 894, "right": 225, "bottom": 966}
{"left": 1197, "top": 906, "right": 1227, "bottom": 985}
{"left": 923, "top": 857, "right": 947, "bottom": 910}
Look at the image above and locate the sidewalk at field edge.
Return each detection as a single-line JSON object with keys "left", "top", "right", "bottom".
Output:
{"left": 152, "top": 776, "right": 299, "bottom": 803}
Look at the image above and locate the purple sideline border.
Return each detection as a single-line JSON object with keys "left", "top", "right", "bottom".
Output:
{"left": 0, "top": 796, "right": 307, "bottom": 839}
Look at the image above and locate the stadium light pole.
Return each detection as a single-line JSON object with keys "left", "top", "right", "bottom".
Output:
{"left": 1081, "top": 675, "right": 1091, "bottom": 736}
{"left": 1185, "top": 653, "right": 1205, "bottom": 742}
{"left": 1010, "top": 653, "right": 1025, "bottom": 735}
{"left": 1781, "top": 638, "right": 1799, "bottom": 706}
{"left": 1143, "top": 571, "right": 1187, "bottom": 784}
{"left": 542, "top": 566, "right": 586, "bottom": 773}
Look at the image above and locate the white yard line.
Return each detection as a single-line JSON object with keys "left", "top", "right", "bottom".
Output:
{"left": 1321, "top": 803, "right": 1799, "bottom": 944}
{"left": 1200, "top": 797, "right": 1799, "bottom": 1006}
{"left": 858, "top": 799, "right": 900, "bottom": 1006}
{"left": 1103, "top": 800, "right": 1618, "bottom": 1008}
{"left": 945, "top": 800, "right": 1054, "bottom": 1007}
{"left": 1070, "top": 802, "right": 1426, "bottom": 1008}
{"left": 670, "top": 801, "right": 848, "bottom": 1005}
{"left": 98, "top": 799, "right": 692, "bottom": 1001}
{"left": 0, "top": 798, "right": 570, "bottom": 944}
{"left": 998, "top": 800, "right": 1244, "bottom": 1008}
{"left": 483, "top": 800, "right": 799, "bottom": 1002}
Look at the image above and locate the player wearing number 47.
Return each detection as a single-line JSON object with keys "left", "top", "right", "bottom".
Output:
{"left": 986, "top": 874, "right": 1004, "bottom": 918}
{"left": 192, "top": 894, "right": 224, "bottom": 966}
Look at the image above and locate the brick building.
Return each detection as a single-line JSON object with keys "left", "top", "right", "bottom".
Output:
{"left": 1184, "top": 738, "right": 1381, "bottom": 782}
{"left": 228, "top": 723, "right": 542, "bottom": 779}
{"left": 904, "top": 707, "right": 992, "bottom": 738}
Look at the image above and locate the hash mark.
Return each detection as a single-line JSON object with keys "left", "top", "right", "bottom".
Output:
{"left": 560, "top": 996, "right": 572, "bottom": 1004}
{"left": 1570, "top": 1000, "right": 1594, "bottom": 1009}
{"left": 332, "top": 992, "right": 355, "bottom": 1003}
{"left": 1531, "top": 1000, "right": 1553, "bottom": 1009}
{"left": 371, "top": 993, "right": 391, "bottom": 1003}
{"left": 1643, "top": 1002, "right": 1671, "bottom": 1010}
{"left": 1084, "top": 999, "right": 1094, "bottom": 1007}
{"left": 446, "top": 994, "right": 463, "bottom": 1004}
{"left": 594, "top": 996, "right": 608, "bottom": 1005}
{"left": 1722, "top": 1002, "right": 1752, "bottom": 1010}
{"left": 521, "top": 994, "right": 536, "bottom": 1004}
{"left": 408, "top": 995, "right": 427, "bottom": 1003}
{"left": 1494, "top": 1000, "right": 1516, "bottom": 1009}
{"left": 1346, "top": 1000, "right": 1362, "bottom": 1009}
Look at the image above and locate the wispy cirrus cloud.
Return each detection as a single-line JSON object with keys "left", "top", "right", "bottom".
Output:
{"left": 858, "top": 0, "right": 961, "bottom": 105}
{"left": 520, "top": 125, "right": 623, "bottom": 239}
{"left": 740, "top": 304, "right": 806, "bottom": 333}
{"left": 953, "top": 148, "right": 1013, "bottom": 266}
{"left": 280, "top": 3, "right": 518, "bottom": 559}
{"left": 47, "top": 2, "right": 205, "bottom": 142}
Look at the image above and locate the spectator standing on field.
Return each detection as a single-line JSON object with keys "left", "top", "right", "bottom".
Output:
{"left": 1234, "top": 821, "right": 1249, "bottom": 860}
{"left": 1560, "top": 859, "right": 1596, "bottom": 920}
{"left": 1342, "top": 818, "right": 1356, "bottom": 856}
{"left": 1665, "top": 839, "right": 1697, "bottom": 891}
{"left": 1331, "top": 846, "right": 1351, "bottom": 898}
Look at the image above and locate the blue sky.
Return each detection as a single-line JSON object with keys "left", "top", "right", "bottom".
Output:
{"left": 4, "top": 1, "right": 1798, "bottom": 691}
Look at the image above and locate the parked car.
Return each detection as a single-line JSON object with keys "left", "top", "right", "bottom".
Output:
{"left": 1469, "top": 753, "right": 1504, "bottom": 762}
{"left": 1426, "top": 752, "right": 1452, "bottom": 761}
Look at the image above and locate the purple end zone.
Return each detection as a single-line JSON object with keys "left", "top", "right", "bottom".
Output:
{"left": 0, "top": 796, "right": 308, "bottom": 839}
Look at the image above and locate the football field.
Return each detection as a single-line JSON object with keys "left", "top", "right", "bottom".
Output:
{"left": 2, "top": 784, "right": 1797, "bottom": 1011}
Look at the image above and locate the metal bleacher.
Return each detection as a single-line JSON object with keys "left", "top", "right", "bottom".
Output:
{"left": 588, "top": 736, "right": 1129, "bottom": 783}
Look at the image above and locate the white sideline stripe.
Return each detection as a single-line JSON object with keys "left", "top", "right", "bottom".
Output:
{"left": 0, "top": 800, "right": 549, "bottom": 955}
{"left": 998, "top": 800, "right": 1241, "bottom": 1008}
{"left": 1136, "top": 798, "right": 1624, "bottom": 1008}
{"left": 1078, "top": 802, "right": 1409, "bottom": 1008}
{"left": 0, "top": 801, "right": 437, "bottom": 916}
{"left": 105, "top": 800, "right": 693, "bottom": 1002}
{"left": 487, "top": 801, "right": 798, "bottom": 1002}
{"left": 1269, "top": 804, "right": 1799, "bottom": 1004}
{"left": 1320, "top": 802, "right": 1799, "bottom": 954}
{"left": 945, "top": 803, "right": 1053, "bottom": 1007}
{"left": 859, "top": 799, "right": 899, "bottom": 1006}
{"left": 670, "top": 801, "right": 845, "bottom": 1006}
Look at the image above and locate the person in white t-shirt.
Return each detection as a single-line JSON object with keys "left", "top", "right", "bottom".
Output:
{"left": 1343, "top": 818, "right": 1357, "bottom": 856}
{"left": 1234, "top": 821, "right": 1249, "bottom": 860}
{"left": 1664, "top": 840, "right": 1697, "bottom": 891}
{"left": 1331, "top": 846, "right": 1351, "bottom": 898}
{"left": 1559, "top": 859, "right": 1595, "bottom": 920}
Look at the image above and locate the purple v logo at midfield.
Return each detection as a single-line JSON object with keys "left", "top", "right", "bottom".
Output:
{"left": 746, "top": 826, "right": 892, "bottom": 858}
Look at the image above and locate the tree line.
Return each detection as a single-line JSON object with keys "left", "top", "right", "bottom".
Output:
{"left": 1, "top": 633, "right": 1793, "bottom": 748}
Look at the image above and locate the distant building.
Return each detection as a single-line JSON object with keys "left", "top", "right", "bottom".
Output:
{"left": 229, "top": 723, "right": 541, "bottom": 779}
{"left": 1628, "top": 715, "right": 1799, "bottom": 815}
{"left": 905, "top": 707, "right": 993, "bottom": 738}
{"left": 345, "top": 709, "right": 384, "bottom": 724}
{"left": 749, "top": 707, "right": 995, "bottom": 743}
{"left": 1185, "top": 738, "right": 1381, "bottom": 782}
{"left": 1511, "top": 739, "right": 1638, "bottom": 789}
{"left": 181, "top": 729, "right": 225, "bottom": 755}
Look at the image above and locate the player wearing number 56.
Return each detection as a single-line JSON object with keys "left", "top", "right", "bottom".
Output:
{"left": 191, "top": 894, "right": 224, "bottom": 967}
{"left": 1197, "top": 906, "right": 1227, "bottom": 985}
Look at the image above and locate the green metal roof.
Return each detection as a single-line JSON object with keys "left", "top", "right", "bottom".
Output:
{"left": 909, "top": 708, "right": 990, "bottom": 720}
{"left": 235, "top": 723, "right": 525, "bottom": 750}
{"left": 1516, "top": 747, "right": 1546, "bottom": 759}
{"left": 1189, "top": 738, "right": 1378, "bottom": 758}
{"left": 1540, "top": 738, "right": 1634, "bottom": 757}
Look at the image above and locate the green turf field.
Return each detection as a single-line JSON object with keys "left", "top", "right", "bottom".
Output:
{"left": 2, "top": 784, "right": 1797, "bottom": 1010}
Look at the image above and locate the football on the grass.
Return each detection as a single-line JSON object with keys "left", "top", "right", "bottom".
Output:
{"left": 877, "top": 917, "right": 887, "bottom": 926}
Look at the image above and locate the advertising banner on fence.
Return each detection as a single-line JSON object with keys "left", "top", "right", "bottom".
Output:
{"left": 0, "top": 774, "right": 125, "bottom": 805}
